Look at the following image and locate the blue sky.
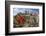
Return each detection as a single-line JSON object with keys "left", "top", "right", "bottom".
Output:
{"left": 13, "top": 8, "right": 39, "bottom": 16}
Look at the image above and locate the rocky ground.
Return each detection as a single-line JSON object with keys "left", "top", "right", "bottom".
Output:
{"left": 13, "top": 14, "right": 39, "bottom": 28}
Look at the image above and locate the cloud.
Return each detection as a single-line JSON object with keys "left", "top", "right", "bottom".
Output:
{"left": 13, "top": 8, "right": 39, "bottom": 16}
